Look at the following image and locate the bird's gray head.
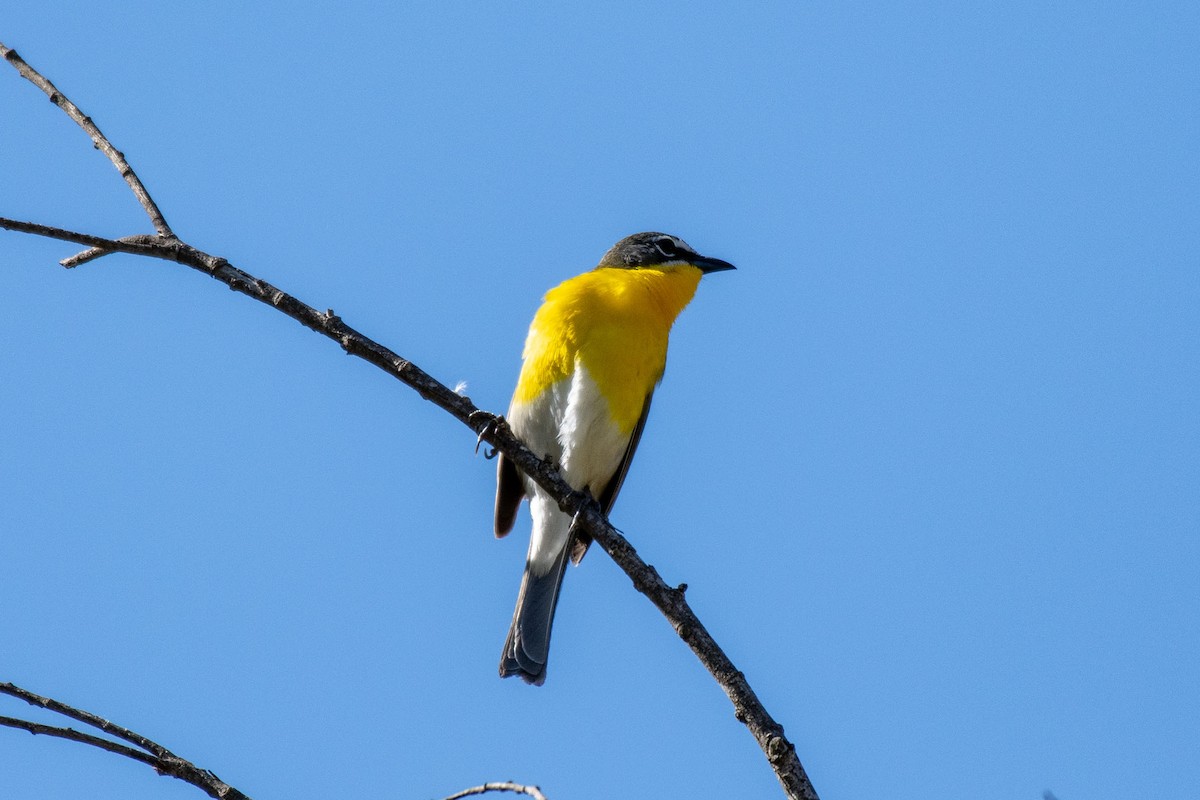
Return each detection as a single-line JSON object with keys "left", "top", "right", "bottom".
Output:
{"left": 597, "top": 232, "right": 736, "bottom": 274}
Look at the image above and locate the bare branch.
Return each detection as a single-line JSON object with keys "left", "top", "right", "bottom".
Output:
{"left": 0, "top": 42, "right": 174, "bottom": 238}
{"left": 0, "top": 682, "right": 167, "bottom": 757}
{"left": 0, "top": 715, "right": 158, "bottom": 766}
{"left": 441, "top": 782, "right": 550, "bottom": 800}
{"left": 1, "top": 41, "right": 820, "bottom": 800}
{"left": 0, "top": 217, "right": 166, "bottom": 264}
{"left": 62, "top": 233, "right": 165, "bottom": 267}
{"left": 0, "top": 683, "right": 252, "bottom": 800}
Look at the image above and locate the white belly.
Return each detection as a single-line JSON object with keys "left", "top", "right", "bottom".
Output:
{"left": 508, "top": 360, "right": 630, "bottom": 574}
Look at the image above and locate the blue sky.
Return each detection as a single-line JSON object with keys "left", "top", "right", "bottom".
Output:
{"left": 2, "top": 3, "right": 1198, "bottom": 799}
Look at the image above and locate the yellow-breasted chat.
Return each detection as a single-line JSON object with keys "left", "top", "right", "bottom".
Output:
{"left": 494, "top": 232, "right": 735, "bottom": 685}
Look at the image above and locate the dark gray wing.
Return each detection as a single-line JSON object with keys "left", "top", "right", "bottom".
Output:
{"left": 494, "top": 452, "right": 525, "bottom": 537}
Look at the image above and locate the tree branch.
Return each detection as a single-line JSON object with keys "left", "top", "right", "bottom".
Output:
{"left": 0, "top": 715, "right": 158, "bottom": 766}
{"left": 0, "top": 683, "right": 251, "bottom": 800}
{"left": 0, "top": 40, "right": 819, "bottom": 800}
{"left": 1, "top": 42, "right": 174, "bottom": 239}
{"left": 0, "top": 218, "right": 165, "bottom": 263}
{"left": 0, "top": 681, "right": 168, "bottom": 757}
{"left": 440, "top": 782, "right": 550, "bottom": 800}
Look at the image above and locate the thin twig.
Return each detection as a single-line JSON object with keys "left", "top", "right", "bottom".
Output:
{"left": 0, "top": 715, "right": 158, "bottom": 766}
{"left": 61, "top": 233, "right": 164, "bottom": 268}
{"left": 0, "top": 41, "right": 820, "bottom": 800}
{"left": 0, "top": 682, "right": 167, "bottom": 757}
{"left": 441, "top": 782, "right": 549, "bottom": 800}
{"left": 0, "top": 683, "right": 251, "bottom": 800}
{"left": 0, "top": 42, "right": 174, "bottom": 239}
{"left": 0, "top": 217, "right": 163, "bottom": 262}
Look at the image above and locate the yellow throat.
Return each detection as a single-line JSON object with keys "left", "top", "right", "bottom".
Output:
{"left": 513, "top": 263, "right": 705, "bottom": 434}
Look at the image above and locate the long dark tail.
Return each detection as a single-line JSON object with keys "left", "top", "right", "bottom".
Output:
{"left": 500, "top": 540, "right": 571, "bottom": 685}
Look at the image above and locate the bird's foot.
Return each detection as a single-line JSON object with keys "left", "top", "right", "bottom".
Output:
{"left": 569, "top": 488, "right": 598, "bottom": 531}
{"left": 472, "top": 413, "right": 501, "bottom": 458}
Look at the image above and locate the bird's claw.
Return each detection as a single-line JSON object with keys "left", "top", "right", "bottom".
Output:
{"left": 473, "top": 414, "right": 500, "bottom": 458}
{"left": 569, "top": 489, "right": 597, "bottom": 532}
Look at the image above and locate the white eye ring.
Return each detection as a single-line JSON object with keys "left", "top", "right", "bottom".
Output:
{"left": 654, "top": 238, "right": 679, "bottom": 258}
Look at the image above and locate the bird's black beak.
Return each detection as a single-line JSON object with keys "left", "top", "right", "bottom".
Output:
{"left": 693, "top": 255, "right": 736, "bottom": 274}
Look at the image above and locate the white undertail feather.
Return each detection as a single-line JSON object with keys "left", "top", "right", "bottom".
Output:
{"left": 527, "top": 492, "right": 572, "bottom": 576}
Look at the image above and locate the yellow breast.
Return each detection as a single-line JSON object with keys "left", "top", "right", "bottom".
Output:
{"left": 514, "top": 264, "right": 704, "bottom": 433}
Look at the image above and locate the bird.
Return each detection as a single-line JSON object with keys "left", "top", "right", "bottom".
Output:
{"left": 494, "top": 231, "right": 735, "bottom": 685}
